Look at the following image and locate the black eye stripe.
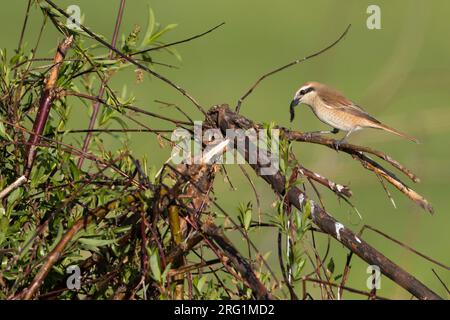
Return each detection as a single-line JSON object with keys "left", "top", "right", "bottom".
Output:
{"left": 300, "top": 87, "right": 314, "bottom": 95}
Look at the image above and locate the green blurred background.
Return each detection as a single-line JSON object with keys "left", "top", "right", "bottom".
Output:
{"left": 1, "top": 0, "right": 449, "bottom": 299}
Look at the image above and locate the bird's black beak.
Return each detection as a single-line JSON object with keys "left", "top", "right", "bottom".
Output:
{"left": 290, "top": 98, "right": 300, "bottom": 122}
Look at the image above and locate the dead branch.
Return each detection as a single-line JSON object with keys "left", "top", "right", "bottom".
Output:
{"left": 201, "top": 219, "right": 273, "bottom": 300}
{"left": 209, "top": 104, "right": 442, "bottom": 300}
{"left": 282, "top": 130, "right": 420, "bottom": 183}
{"left": 297, "top": 165, "right": 352, "bottom": 198}
{"left": 281, "top": 130, "right": 432, "bottom": 213}
{"left": 302, "top": 277, "right": 389, "bottom": 300}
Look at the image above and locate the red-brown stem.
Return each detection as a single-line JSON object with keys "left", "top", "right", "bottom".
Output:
{"left": 77, "top": 0, "right": 126, "bottom": 168}
{"left": 24, "top": 36, "right": 73, "bottom": 178}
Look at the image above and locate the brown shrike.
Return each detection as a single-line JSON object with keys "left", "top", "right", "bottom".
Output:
{"left": 289, "top": 81, "right": 419, "bottom": 147}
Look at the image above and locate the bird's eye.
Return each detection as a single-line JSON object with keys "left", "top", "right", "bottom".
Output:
{"left": 300, "top": 87, "right": 313, "bottom": 95}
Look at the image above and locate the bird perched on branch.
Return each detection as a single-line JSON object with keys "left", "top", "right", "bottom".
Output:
{"left": 289, "top": 81, "right": 419, "bottom": 148}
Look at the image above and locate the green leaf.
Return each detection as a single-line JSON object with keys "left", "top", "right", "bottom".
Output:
{"left": 149, "top": 249, "right": 161, "bottom": 282}
{"left": 78, "top": 237, "right": 117, "bottom": 247}
{"left": 160, "top": 262, "right": 172, "bottom": 285}
{"left": 68, "top": 160, "right": 81, "bottom": 181}
{"left": 0, "top": 121, "right": 9, "bottom": 140}
{"left": 293, "top": 258, "right": 306, "bottom": 280}
{"left": 112, "top": 116, "right": 128, "bottom": 130}
{"left": 196, "top": 276, "right": 207, "bottom": 293}
{"left": 145, "top": 23, "right": 178, "bottom": 45}
{"left": 7, "top": 187, "right": 22, "bottom": 204}
{"left": 47, "top": 220, "right": 64, "bottom": 252}
{"left": 244, "top": 207, "right": 252, "bottom": 230}
{"left": 141, "top": 6, "right": 156, "bottom": 48}
{"left": 327, "top": 257, "right": 335, "bottom": 274}
{"left": 0, "top": 215, "right": 9, "bottom": 246}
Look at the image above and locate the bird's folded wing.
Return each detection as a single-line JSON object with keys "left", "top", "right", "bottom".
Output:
{"left": 337, "top": 104, "right": 381, "bottom": 125}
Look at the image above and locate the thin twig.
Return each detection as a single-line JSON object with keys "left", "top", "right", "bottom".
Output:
{"left": 235, "top": 24, "right": 351, "bottom": 113}
{"left": 302, "top": 277, "right": 389, "bottom": 300}
{"left": 77, "top": 0, "right": 126, "bottom": 168}
{"left": 431, "top": 269, "right": 450, "bottom": 295}
{"left": 43, "top": 0, "right": 207, "bottom": 117}
{"left": 132, "top": 22, "right": 225, "bottom": 56}
{"left": 298, "top": 165, "right": 352, "bottom": 198}
{"left": 16, "top": 0, "right": 32, "bottom": 54}
{"left": 360, "top": 225, "right": 449, "bottom": 270}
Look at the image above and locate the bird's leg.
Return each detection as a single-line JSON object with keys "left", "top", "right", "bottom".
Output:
{"left": 333, "top": 129, "right": 353, "bottom": 151}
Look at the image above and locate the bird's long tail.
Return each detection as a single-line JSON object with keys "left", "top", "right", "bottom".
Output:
{"left": 373, "top": 123, "right": 420, "bottom": 143}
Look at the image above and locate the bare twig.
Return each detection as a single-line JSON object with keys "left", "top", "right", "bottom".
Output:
{"left": 77, "top": 0, "right": 126, "bottom": 168}
{"left": 431, "top": 269, "right": 450, "bottom": 295}
{"left": 43, "top": 0, "right": 207, "bottom": 116}
{"left": 282, "top": 130, "right": 420, "bottom": 183}
{"left": 235, "top": 24, "right": 351, "bottom": 113}
{"left": 281, "top": 130, "right": 431, "bottom": 213}
{"left": 302, "top": 277, "right": 389, "bottom": 300}
{"left": 0, "top": 175, "right": 27, "bottom": 200}
{"left": 16, "top": 0, "right": 32, "bottom": 54}
{"left": 60, "top": 128, "right": 173, "bottom": 134}
{"left": 360, "top": 225, "right": 449, "bottom": 270}
{"left": 201, "top": 219, "right": 273, "bottom": 300}
{"left": 297, "top": 165, "right": 352, "bottom": 198}
{"left": 63, "top": 91, "right": 192, "bottom": 127}
{"left": 132, "top": 22, "right": 225, "bottom": 56}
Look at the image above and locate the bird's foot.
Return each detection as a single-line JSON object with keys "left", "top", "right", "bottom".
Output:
{"left": 333, "top": 138, "right": 346, "bottom": 151}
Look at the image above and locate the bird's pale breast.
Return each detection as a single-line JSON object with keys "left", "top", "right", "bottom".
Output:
{"left": 312, "top": 103, "right": 363, "bottom": 131}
